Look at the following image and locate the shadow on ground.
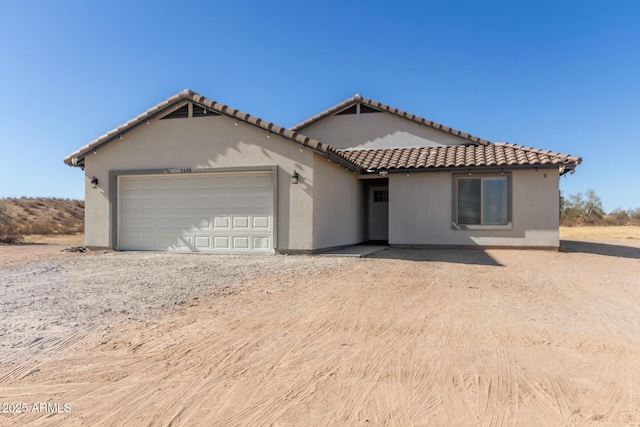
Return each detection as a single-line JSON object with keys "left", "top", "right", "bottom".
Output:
{"left": 560, "top": 240, "right": 640, "bottom": 259}
{"left": 368, "top": 248, "right": 503, "bottom": 266}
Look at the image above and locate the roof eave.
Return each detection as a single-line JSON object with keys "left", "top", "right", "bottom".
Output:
{"left": 64, "top": 90, "right": 329, "bottom": 167}
{"left": 360, "top": 163, "right": 578, "bottom": 176}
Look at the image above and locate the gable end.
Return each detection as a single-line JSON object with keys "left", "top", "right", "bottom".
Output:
{"left": 160, "top": 103, "right": 189, "bottom": 119}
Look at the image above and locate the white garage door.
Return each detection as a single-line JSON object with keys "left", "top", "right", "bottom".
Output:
{"left": 118, "top": 171, "right": 274, "bottom": 253}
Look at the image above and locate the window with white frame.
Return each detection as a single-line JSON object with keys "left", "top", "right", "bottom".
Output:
{"left": 455, "top": 175, "right": 510, "bottom": 226}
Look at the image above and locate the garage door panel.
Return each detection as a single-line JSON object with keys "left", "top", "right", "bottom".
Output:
{"left": 175, "top": 197, "right": 192, "bottom": 208}
{"left": 212, "top": 176, "right": 230, "bottom": 188}
{"left": 194, "top": 177, "right": 210, "bottom": 189}
{"left": 194, "top": 236, "right": 211, "bottom": 249}
{"left": 194, "top": 197, "right": 209, "bottom": 209}
{"left": 232, "top": 236, "right": 250, "bottom": 249}
{"left": 157, "top": 197, "right": 173, "bottom": 209}
{"left": 215, "top": 196, "right": 231, "bottom": 208}
{"left": 214, "top": 236, "right": 229, "bottom": 249}
{"left": 251, "top": 174, "right": 271, "bottom": 188}
{"left": 141, "top": 217, "right": 155, "bottom": 228}
{"left": 251, "top": 195, "right": 272, "bottom": 209}
{"left": 120, "top": 235, "right": 137, "bottom": 248}
{"left": 231, "top": 175, "right": 250, "bottom": 189}
{"left": 175, "top": 236, "right": 191, "bottom": 249}
{"left": 157, "top": 217, "right": 173, "bottom": 228}
{"left": 174, "top": 178, "right": 191, "bottom": 189}
{"left": 253, "top": 216, "right": 270, "bottom": 229}
{"left": 231, "top": 195, "right": 250, "bottom": 209}
{"left": 233, "top": 216, "right": 249, "bottom": 229}
{"left": 140, "top": 235, "right": 158, "bottom": 248}
{"left": 140, "top": 178, "right": 155, "bottom": 190}
{"left": 140, "top": 198, "right": 155, "bottom": 209}
{"left": 123, "top": 179, "right": 138, "bottom": 191}
{"left": 213, "top": 216, "right": 230, "bottom": 229}
{"left": 157, "top": 177, "right": 173, "bottom": 190}
{"left": 123, "top": 198, "right": 138, "bottom": 209}
{"left": 175, "top": 217, "right": 191, "bottom": 229}
{"left": 122, "top": 217, "right": 139, "bottom": 230}
{"left": 253, "top": 237, "right": 270, "bottom": 249}
{"left": 119, "top": 172, "right": 273, "bottom": 253}
{"left": 194, "top": 217, "right": 211, "bottom": 229}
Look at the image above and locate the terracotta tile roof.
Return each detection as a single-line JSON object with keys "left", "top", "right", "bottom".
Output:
{"left": 64, "top": 90, "right": 330, "bottom": 167}
{"left": 65, "top": 90, "right": 581, "bottom": 176}
{"left": 290, "top": 94, "right": 489, "bottom": 145}
{"left": 333, "top": 143, "right": 582, "bottom": 174}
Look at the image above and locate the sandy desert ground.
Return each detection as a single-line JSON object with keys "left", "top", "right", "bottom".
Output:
{"left": 0, "top": 229, "right": 639, "bottom": 426}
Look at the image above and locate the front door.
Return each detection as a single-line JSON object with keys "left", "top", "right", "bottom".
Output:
{"left": 369, "top": 186, "right": 389, "bottom": 241}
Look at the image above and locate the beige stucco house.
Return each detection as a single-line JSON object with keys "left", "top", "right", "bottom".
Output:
{"left": 64, "top": 90, "right": 581, "bottom": 253}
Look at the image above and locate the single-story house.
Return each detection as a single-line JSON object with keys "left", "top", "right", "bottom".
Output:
{"left": 64, "top": 90, "right": 581, "bottom": 253}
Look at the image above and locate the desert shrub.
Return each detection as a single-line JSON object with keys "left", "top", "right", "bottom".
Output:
{"left": 561, "top": 189, "right": 605, "bottom": 225}
{"left": 22, "top": 219, "right": 57, "bottom": 235}
{"left": 0, "top": 202, "right": 21, "bottom": 243}
{"left": 59, "top": 217, "right": 83, "bottom": 234}
{"left": 609, "top": 208, "right": 628, "bottom": 221}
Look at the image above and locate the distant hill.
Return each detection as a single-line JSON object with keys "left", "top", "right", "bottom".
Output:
{"left": 1, "top": 197, "right": 84, "bottom": 235}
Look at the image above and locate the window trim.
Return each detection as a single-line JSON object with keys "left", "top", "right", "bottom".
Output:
{"left": 452, "top": 173, "right": 513, "bottom": 230}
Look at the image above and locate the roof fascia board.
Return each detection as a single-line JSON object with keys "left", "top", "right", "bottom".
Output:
{"left": 319, "top": 151, "right": 363, "bottom": 174}
{"left": 360, "top": 163, "right": 571, "bottom": 177}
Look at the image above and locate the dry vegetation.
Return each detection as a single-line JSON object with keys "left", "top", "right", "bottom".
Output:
{"left": 0, "top": 198, "right": 83, "bottom": 242}
{"left": 560, "top": 225, "right": 640, "bottom": 240}
{"left": 560, "top": 189, "right": 640, "bottom": 227}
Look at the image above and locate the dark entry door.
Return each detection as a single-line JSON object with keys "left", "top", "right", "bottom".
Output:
{"left": 369, "top": 186, "right": 389, "bottom": 241}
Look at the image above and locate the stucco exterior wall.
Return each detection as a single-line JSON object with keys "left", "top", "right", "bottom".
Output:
{"left": 299, "top": 111, "right": 472, "bottom": 149}
{"left": 388, "top": 169, "right": 560, "bottom": 247}
{"left": 311, "top": 154, "right": 366, "bottom": 250}
{"left": 83, "top": 113, "right": 314, "bottom": 250}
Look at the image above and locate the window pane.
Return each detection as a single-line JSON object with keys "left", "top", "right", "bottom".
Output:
{"left": 458, "top": 179, "right": 481, "bottom": 224}
{"left": 483, "top": 177, "right": 508, "bottom": 225}
{"left": 373, "top": 190, "right": 388, "bottom": 203}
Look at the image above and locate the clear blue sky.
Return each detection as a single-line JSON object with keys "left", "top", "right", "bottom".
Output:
{"left": 1, "top": 1, "right": 639, "bottom": 212}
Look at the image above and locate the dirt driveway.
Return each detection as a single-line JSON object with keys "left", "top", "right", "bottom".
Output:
{"left": 1, "top": 236, "right": 639, "bottom": 426}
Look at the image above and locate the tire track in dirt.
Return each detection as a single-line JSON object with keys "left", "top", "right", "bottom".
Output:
{"left": 2, "top": 246, "right": 640, "bottom": 425}
{"left": 478, "top": 332, "right": 518, "bottom": 427}
{"left": 54, "top": 277, "right": 359, "bottom": 425}
{"left": 406, "top": 319, "right": 453, "bottom": 423}
{"left": 377, "top": 294, "right": 441, "bottom": 427}
{"left": 509, "top": 346, "right": 569, "bottom": 424}
{"left": 0, "top": 359, "right": 42, "bottom": 383}
{"left": 515, "top": 341, "right": 574, "bottom": 424}
{"left": 538, "top": 263, "right": 636, "bottom": 424}
{"left": 214, "top": 303, "right": 379, "bottom": 424}
{"left": 575, "top": 285, "right": 633, "bottom": 423}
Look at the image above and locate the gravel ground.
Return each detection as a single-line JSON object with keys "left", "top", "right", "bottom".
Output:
{"left": 0, "top": 252, "right": 352, "bottom": 364}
